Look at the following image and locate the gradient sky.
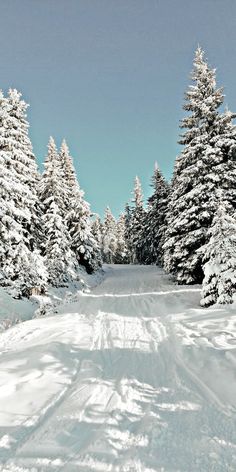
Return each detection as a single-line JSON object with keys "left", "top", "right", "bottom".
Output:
{"left": 1, "top": 0, "right": 236, "bottom": 216}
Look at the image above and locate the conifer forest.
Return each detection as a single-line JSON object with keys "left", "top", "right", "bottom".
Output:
{"left": 1, "top": 48, "right": 236, "bottom": 307}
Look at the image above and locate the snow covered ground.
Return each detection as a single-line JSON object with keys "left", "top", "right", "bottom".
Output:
{"left": 0, "top": 264, "right": 236, "bottom": 472}
{"left": 0, "top": 289, "right": 36, "bottom": 332}
{"left": 0, "top": 267, "right": 104, "bottom": 332}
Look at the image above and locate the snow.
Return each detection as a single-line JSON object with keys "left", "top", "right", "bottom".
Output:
{"left": 0, "top": 264, "right": 236, "bottom": 471}
{"left": 0, "top": 288, "right": 36, "bottom": 332}
{"left": 0, "top": 267, "right": 104, "bottom": 332}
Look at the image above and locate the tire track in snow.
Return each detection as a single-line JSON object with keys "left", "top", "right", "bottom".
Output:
{"left": 0, "top": 356, "right": 82, "bottom": 465}
{"left": 91, "top": 311, "right": 168, "bottom": 353}
{"left": 6, "top": 312, "right": 169, "bottom": 470}
{"left": 79, "top": 288, "right": 201, "bottom": 298}
{"left": 165, "top": 320, "right": 235, "bottom": 418}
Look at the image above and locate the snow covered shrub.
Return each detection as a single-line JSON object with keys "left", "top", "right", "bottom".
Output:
{"left": 11, "top": 249, "right": 48, "bottom": 298}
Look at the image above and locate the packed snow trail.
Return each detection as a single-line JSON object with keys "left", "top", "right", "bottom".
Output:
{"left": 0, "top": 265, "right": 236, "bottom": 472}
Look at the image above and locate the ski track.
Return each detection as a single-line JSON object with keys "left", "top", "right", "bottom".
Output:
{"left": 0, "top": 264, "right": 236, "bottom": 472}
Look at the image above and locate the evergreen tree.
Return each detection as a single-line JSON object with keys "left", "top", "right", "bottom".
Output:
{"left": 39, "top": 137, "right": 65, "bottom": 214}
{"left": 200, "top": 201, "right": 236, "bottom": 307}
{"left": 67, "top": 191, "right": 101, "bottom": 273}
{"left": 164, "top": 47, "right": 236, "bottom": 284}
{"left": 124, "top": 203, "right": 132, "bottom": 263}
{"left": 102, "top": 207, "right": 117, "bottom": 263}
{"left": 144, "top": 163, "right": 169, "bottom": 265}
{"left": 11, "top": 247, "right": 48, "bottom": 298}
{"left": 129, "top": 176, "right": 146, "bottom": 263}
{"left": 39, "top": 137, "right": 77, "bottom": 285}
{"left": 114, "top": 213, "right": 129, "bottom": 263}
{"left": 59, "top": 139, "right": 76, "bottom": 213}
{"left": 59, "top": 141, "right": 101, "bottom": 273}
{"left": 0, "top": 90, "right": 16, "bottom": 278}
{"left": 7, "top": 89, "right": 40, "bottom": 250}
{"left": 0, "top": 89, "right": 45, "bottom": 293}
{"left": 60, "top": 139, "right": 77, "bottom": 187}
{"left": 43, "top": 201, "right": 77, "bottom": 285}
{"left": 91, "top": 215, "right": 103, "bottom": 250}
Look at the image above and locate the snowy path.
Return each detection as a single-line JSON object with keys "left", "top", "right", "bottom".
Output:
{"left": 0, "top": 265, "right": 236, "bottom": 471}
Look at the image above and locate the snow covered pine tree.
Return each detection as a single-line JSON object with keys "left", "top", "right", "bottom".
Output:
{"left": 60, "top": 140, "right": 101, "bottom": 273}
{"left": 91, "top": 215, "right": 103, "bottom": 254}
{"left": 39, "top": 137, "right": 77, "bottom": 285}
{"left": 0, "top": 89, "right": 47, "bottom": 296}
{"left": 164, "top": 47, "right": 236, "bottom": 284}
{"left": 124, "top": 203, "right": 132, "bottom": 263}
{"left": 200, "top": 200, "right": 236, "bottom": 306}
{"left": 102, "top": 207, "right": 117, "bottom": 263}
{"left": 114, "top": 213, "right": 129, "bottom": 264}
{"left": 129, "top": 176, "right": 146, "bottom": 264}
{"left": 144, "top": 163, "right": 169, "bottom": 265}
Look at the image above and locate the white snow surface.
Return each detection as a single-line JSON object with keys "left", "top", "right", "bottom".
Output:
{"left": 0, "top": 264, "right": 236, "bottom": 471}
{"left": 0, "top": 289, "right": 36, "bottom": 332}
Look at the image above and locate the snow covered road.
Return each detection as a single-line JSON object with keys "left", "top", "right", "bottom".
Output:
{"left": 0, "top": 265, "right": 236, "bottom": 471}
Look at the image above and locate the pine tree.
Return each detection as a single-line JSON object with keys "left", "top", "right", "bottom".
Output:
{"left": 91, "top": 215, "right": 103, "bottom": 250}
{"left": 200, "top": 201, "right": 236, "bottom": 307}
{"left": 164, "top": 47, "right": 236, "bottom": 284}
{"left": 115, "top": 213, "right": 129, "bottom": 263}
{"left": 59, "top": 139, "right": 76, "bottom": 213}
{"left": 0, "top": 89, "right": 46, "bottom": 294}
{"left": 60, "top": 139, "right": 77, "bottom": 186}
{"left": 11, "top": 247, "right": 48, "bottom": 298}
{"left": 0, "top": 90, "right": 16, "bottom": 278}
{"left": 67, "top": 191, "right": 101, "bottom": 273}
{"left": 7, "top": 89, "right": 40, "bottom": 249}
{"left": 39, "top": 137, "right": 77, "bottom": 285}
{"left": 43, "top": 201, "right": 77, "bottom": 285}
{"left": 39, "top": 137, "right": 65, "bottom": 213}
{"left": 59, "top": 141, "right": 101, "bottom": 273}
{"left": 102, "top": 207, "right": 117, "bottom": 263}
{"left": 144, "top": 163, "right": 169, "bottom": 265}
{"left": 129, "top": 176, "right": 146, "bottom": 263}
{"left": 124, "top": 203, "right": 132, "bottom": 263}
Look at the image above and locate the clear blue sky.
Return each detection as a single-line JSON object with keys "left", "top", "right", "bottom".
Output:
{"left": 0, "top": 0, "right": 236, "bottom": 216}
